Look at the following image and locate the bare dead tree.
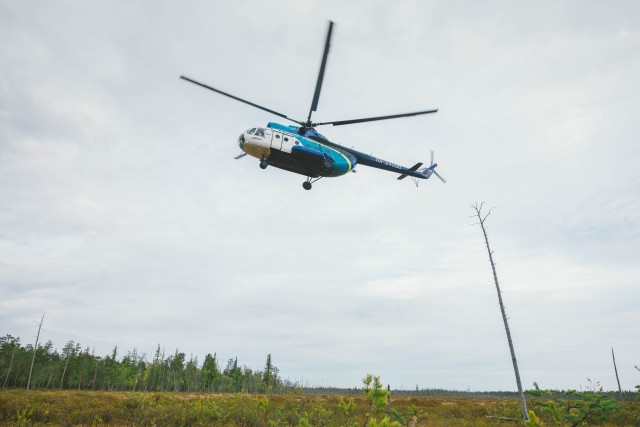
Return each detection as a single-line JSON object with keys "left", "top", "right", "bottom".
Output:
{"left": 26, "top": 313, "right": 45, "bottom": 395}
{"left": 387, "top": 384, "right": 391, "bottom": 411}
{"left": 2, "top": 344, "right": 16, "bottom": 389}
{"left": 59, "top": 345, "right": 74, "bottom": 390}
{"left": 471, "top": 202, "right": 528, "bottom": 420}
{"left": 611, "top": 347, "right": 623, "bottom": 400}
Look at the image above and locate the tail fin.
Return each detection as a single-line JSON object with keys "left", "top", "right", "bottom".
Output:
{"left": 397, "top": 162, "right": 423, "bottom": 180}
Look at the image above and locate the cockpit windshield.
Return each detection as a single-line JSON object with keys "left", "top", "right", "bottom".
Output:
{"left": 246, "top": 128, "right": 256, "bottom": 134}
{"left": 255, "top": 128, "right": 265, "bottom": 137}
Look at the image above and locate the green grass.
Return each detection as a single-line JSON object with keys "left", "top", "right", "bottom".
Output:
{"left": 0, "top": 390, "right": 638, "bottom": 426}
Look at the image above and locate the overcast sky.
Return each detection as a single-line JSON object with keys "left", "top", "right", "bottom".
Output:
{"left": 1, "top": 0, "right": 639, "bottom": 392}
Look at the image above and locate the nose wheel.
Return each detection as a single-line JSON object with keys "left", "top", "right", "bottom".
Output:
{"left": 259, "top": 155, "right": 268, "bottom": 169}
{"left": 303, "top": 176, "right": 322, "bottom": 190}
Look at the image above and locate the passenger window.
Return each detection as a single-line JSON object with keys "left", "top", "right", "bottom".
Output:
{"left": 284, "top": 137, "right": 289, "bottom": 142}
{"left": 275, "top": 134, "right": 280, "bottom": 139}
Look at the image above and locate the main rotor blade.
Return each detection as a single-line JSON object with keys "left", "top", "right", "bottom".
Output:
{"left": 315, "top": 109, "right": 438, "bottom": 127}
{"left": 307, "top": 21, "right": 334, "bottom": 123}
{"left": 434, "top": 170, "right": 446, "bottom": 183}
{"left": 180, "top": 76, "right": 302, "bottom": 124}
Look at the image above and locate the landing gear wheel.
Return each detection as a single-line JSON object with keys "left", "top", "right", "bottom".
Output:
{"left": 302, "top": 181, "right": 312, "bottom": 190}
{"left": 259, "top": 161, "right": 268, "bottom": 169}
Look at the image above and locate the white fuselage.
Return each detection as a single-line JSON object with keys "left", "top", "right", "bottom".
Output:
{"left": 239, "top": 126, "right": 300, "bottom": 160}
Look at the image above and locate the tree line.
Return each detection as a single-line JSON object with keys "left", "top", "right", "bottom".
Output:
{"left": 3, "top": 333, "right": 638, "bottom": 401}
{"left": 1, "top": 334, "right": 283, "bottom": 393}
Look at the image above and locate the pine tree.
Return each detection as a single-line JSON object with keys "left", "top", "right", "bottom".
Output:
{"left": 202, "top": 353, "right": 220, "bottom": 392}
{"left": 263, "top": 354, "right": 274, "bottom": 393}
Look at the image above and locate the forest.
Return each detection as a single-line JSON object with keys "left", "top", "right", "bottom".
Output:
{"left": 1, "top": 334, "right": 285, "bottom": 394}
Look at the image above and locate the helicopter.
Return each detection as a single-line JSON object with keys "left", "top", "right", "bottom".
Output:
{"left": 181, "top": 21, "right": 445, "bottom": 190}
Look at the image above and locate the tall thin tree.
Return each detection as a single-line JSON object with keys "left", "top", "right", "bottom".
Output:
{"left": 59, "top": 340, "right": 75, "bottom": 389}
{"left": 472, "top": 203, "right": 528, "bottom": 420}
{"left": 26, "top": 313, "right": 45, "bottom": 395}
{"left": 2, "top": 344, "right": 17, "bottom": 389}
{"left": 611, "top": 347, "right": 623, "bottom": 400}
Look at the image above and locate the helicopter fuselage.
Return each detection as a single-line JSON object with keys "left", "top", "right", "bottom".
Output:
{"left": 238, "top": 122, "right": 355, "bottom": 179}
{"left": 237, "top": 121, "right": 439, "bottom": 185}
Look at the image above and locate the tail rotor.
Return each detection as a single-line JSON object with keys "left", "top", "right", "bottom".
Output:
{"left": 419, "top": 150, "right": 446, "bottom": 183}
{"left": 430, "top": 149, "right": 446, "bottom": 183}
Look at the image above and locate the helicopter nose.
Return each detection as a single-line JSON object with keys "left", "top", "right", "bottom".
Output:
{"left": 238, "top": 134, "right": 245, "bottom": 149}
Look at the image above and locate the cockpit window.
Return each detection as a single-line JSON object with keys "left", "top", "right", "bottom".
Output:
{"left": 255, "top": 128, "right": 265, "bottom": 137}
{"left": 247, "top": 128, "right": 256, "bottom": 134}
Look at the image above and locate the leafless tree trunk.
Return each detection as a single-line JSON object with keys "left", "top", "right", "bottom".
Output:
{"left": 46, "top": 366, "right": 55, "bottom": 388}
{"left": 159, "top": 347, "right": 166, "bottom": 391}
{"left": 26, "top": 313, "right": 45, "bottom": 395}
{"left": 611, "top": 347, "right": 623, "bottom": 400}
{"left": 133, "top": 369, "right": 140, "bottom": 392}
{"left": 91, "top": 346, "right": 97, "bottom": 390}
{"left": 472, "top": 203, "right": 528, "bottom": 420}
{"left": 92, "top": 366, "right": 97, "bottom": 390}
{"left": 2, "top": 345, "right": 16, "bottom": 389}
{"left": 387, "top": 384, "right": 391, "bottom": 411}
{"left": 60, "top": 352, "right": 72, "bottom": 389}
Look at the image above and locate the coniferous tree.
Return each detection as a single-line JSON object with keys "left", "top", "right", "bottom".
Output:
{"left": 201, "top": 353, "right": 220, "bottom": 392}
{"left": 169, "top": 350, "right": 186, "bottom": 391}
{"left": 263, "top": 354, "right": 274, "bottom": 393}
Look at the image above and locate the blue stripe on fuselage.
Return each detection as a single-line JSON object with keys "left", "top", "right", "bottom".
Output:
{"left": 267, "top": 122, "right": 352, "bottom": 177}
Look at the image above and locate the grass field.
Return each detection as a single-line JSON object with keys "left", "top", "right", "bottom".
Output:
{"left": 1, "top": 390, "right": 639, "bottom": 426}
